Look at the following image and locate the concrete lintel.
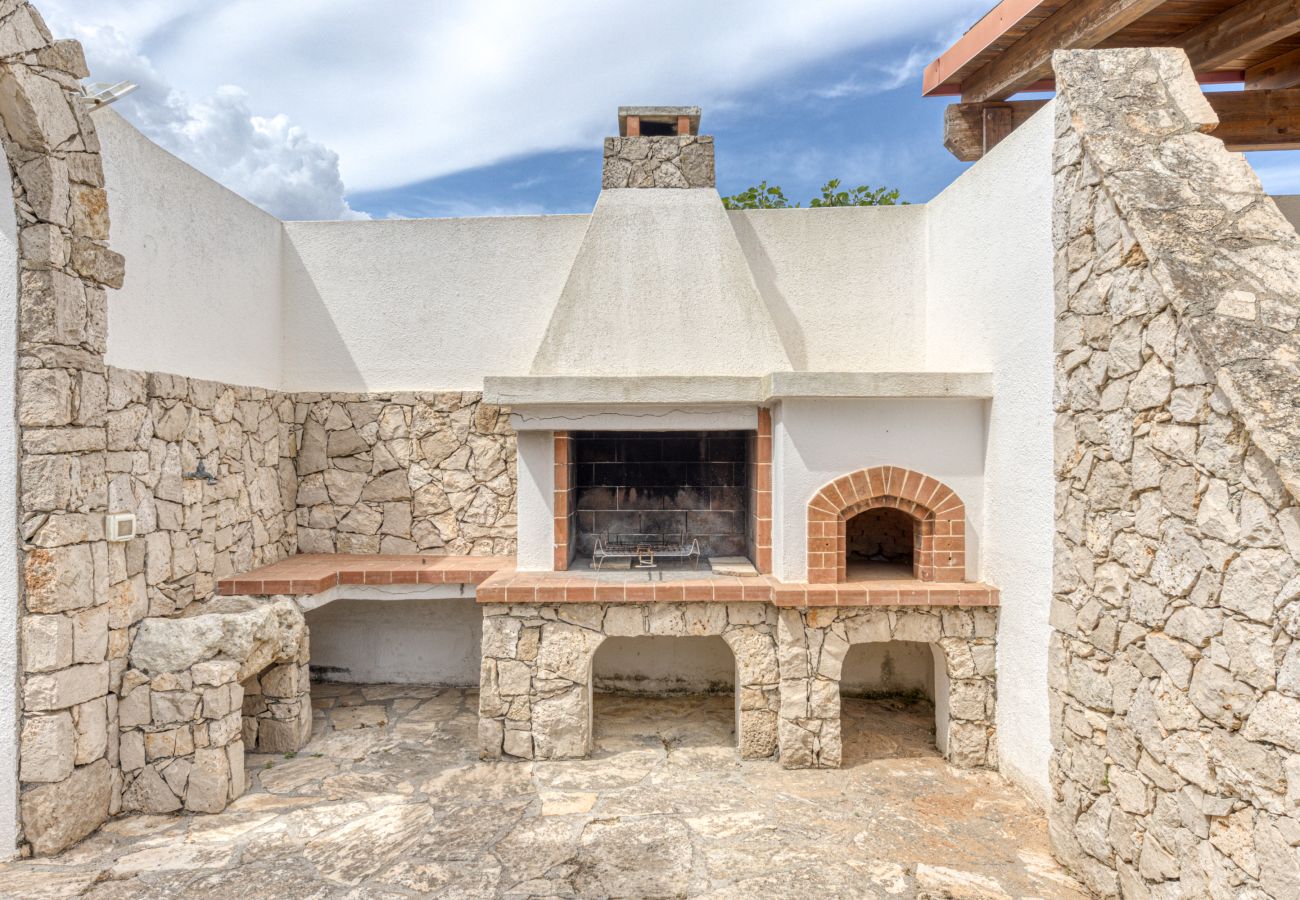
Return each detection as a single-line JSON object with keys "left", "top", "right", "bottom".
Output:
{"left": 509, "top": 405, "right": 759, "bottom": 433}
{"left": 764, "top": 371, "right": 994, "bottom": 400}
{"left": 484, "top": 376, "right": 764, "bottom": 407}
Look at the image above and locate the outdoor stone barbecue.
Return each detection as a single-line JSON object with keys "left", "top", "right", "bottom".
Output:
{"left": 6, "top": 3, "right": 1300, "bottom": 897}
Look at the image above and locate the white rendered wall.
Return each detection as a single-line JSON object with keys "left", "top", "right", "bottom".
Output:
{"left": 924, "top": 104, "right": 1056, "bottom": 805}
{"left": 594, "top": 637, "right": 735, "bottom": 693}
{"left": 0, "top": 134, "right": 17, "bottom": 859}
{"left": 97, "top": 111, "right": 284, "bottom": 389}
{"left": 281, "top": 216, "right": 589, "bottom": 392}
{"left": 305, "top": 598, "right": 483, "bottom": 684}
{"left": 729, "top": 206, "right": 928, "bottom": 371}
{"left": 515, "top": 431, "right": 556, "bottom": 571}
{"left": 531, "top": 190, "right": 791, "bottom": 377}
{"left": 840, "top": 641, "right": 933, "bottom": 697}
{"left": 773, "top": 397, "right": 987, "bottom": 583}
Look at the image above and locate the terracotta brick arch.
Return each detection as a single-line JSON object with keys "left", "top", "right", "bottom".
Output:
{"left": 806, "top": 466, "right": 965, "bottom": 583}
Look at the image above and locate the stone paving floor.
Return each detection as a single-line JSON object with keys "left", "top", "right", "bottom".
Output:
{"left": 1, "top": 684, "right": 1087, "bottom": 899}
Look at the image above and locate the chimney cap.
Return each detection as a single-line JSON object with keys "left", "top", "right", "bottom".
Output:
{"left": 618, "top": 106, "right": 701, "bottom": 137}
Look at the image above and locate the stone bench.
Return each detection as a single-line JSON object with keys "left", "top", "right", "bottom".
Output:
{"left": 119, "top": 598, "right": 311, "bottom": 815}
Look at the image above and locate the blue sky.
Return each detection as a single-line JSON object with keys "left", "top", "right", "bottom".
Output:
{"left": 349, "top": 46, "right": 975, "bottom": 218}
{"left": 42, "top": 0, "right": 1300, "bottom": 219}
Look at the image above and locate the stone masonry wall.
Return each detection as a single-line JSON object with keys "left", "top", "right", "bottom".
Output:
{"left": 105, "top": 368, "right": 296, "bottom": 616}
{"left": 294, "top": 392, "right": 515, "bottom": 557}
{"left": 3, "top": 2, "right": 125, "bottom": 857}
{"left": 1051, "top": 48, "right": 1300, "bottom": 898}
{"left": 601, "top": 135, "right": 715, "bottom": 189}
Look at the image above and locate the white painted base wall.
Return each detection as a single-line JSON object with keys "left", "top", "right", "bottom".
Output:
{"left": 925, "top": 104, "right": 1056, "bottom": 806}
{"left": 840, "top": 641, "right": 933, "bottom": 697}
{"left": 594, "top": 636, "right": 734, "bottom": 693}
{"left": 305, "top": 599, "right": 483, "bottom": 685}
{"left": 0, "top": 132, "right": 18, "bottom": 859}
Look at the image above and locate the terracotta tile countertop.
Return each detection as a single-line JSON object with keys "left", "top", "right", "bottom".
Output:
{"left": 218, "top": 555, "right": 999, "bottom": 608}
{"left": 473, "top": 571, "right": 999, "bottom": 608}
{"left": 217, "top": 554, "right": 510, "bottom": 596}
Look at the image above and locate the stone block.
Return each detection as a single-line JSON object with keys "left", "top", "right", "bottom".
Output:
{"left": 23, "top": 662, "right": 108, "bottom": 711}
{"left": 72, "top": 697, "right": 108, "bottom": 765}
{"left": 151, "top": 690, "right": 200, "bottom": 725}
{"left": 121, "top": 764, "right": 180, "bottom": 815}
{"left": 20, "top": 758, "right": 112, "bottom": 856}
{"left": 19, "top": 712, "right": 75, "bottom": 783}
{"left": 70, "top": 604, "right": 108, "bottom": 664}
{"left": 17, "top": 368, "right": 72, "bottom": 427}
{"left": 184, "top": 747, "right": 231, "bottom": 814}
{"left": 258, "top": 662, "right": 301, "bottom": 698}
{"left": 24, "top": 544, "right": 95, "bottom": 613}
{"left": 21, "top": 614, "right": 72, "bottom": 673}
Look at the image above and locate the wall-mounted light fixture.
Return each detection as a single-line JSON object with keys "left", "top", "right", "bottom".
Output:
{"left": 80, "top": 81, "right": 138, "bottom": 112}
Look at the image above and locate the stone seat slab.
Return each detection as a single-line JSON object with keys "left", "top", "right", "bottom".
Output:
{"left": 218, "top": 553, "right": 512, "bottom": 596}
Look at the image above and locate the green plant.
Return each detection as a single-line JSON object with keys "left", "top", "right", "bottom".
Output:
{"left": 809, "top": 179, "right": 903, "bottom": 207}
{"left": 721, "top": 178, "right": 905, "bottom": 209}
{"left": 720, "top": 180, "right": 795, "bottom": 209}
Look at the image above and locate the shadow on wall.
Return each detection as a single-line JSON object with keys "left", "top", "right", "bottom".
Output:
{"left": 728, "top": 212, "right": 809, "bottom": 370}
{"left": 594, "top": 635, "right": 736, "bottom": 694}
{"left": 280, "top": 235, "right": 368, "bottom": 392}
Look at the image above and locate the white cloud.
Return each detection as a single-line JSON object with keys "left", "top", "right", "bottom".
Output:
{"left": 40, "top": 0, "right": 986, "bottom": 199}
{"left": 45, "top": 16, "right": 366, "bottom": 220}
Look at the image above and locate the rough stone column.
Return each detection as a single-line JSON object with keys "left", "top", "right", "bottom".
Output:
{"left": 1050, "top": 47, "right": 1300, "bottom": 898}
{"left": 0, "top": 3, "right": 126, "bottom": 856}
{"left": 480, "top": 603, "right": 779, "bottom": 761}
{"left": 777, "top": 607, "right": 997, "bottom": 770}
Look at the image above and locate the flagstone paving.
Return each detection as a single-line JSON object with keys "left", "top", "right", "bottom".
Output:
{"left": 0, "top": 685, "right": 1086, "bottom": 898}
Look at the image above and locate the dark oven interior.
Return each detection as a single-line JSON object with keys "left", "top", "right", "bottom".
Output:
{"left": 571, "top": 430, "right": 752, "bottom": 564}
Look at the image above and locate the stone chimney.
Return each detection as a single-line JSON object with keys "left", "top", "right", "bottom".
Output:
{"left": 601, "top": 106, "right": 714, "bottom": 189}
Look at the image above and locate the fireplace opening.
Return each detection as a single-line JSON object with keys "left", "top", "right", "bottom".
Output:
{"left": 570, "top": 430, "right": 752, "bottom": 570}
{"left": 845, "top": 507, "right": 916, "bottom": 581}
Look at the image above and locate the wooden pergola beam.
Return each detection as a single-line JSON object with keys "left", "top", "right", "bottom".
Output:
{"left": 1247, "top": 45, "right": 1300, "bottom": 89}
{"left": 1177, "top": 0, "right": 1300, "bottom": 73}
{"left": 943, "top": 101, "right": 1050, "bottom": 161}
{"left": 959, "top": 0, "right": 1169, "bottom": 103}
{"left": 945, "top": 87, "right": 1300, "bottom": 161}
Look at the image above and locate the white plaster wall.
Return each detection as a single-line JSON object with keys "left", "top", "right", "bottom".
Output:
{"left": 0, "top": 132, "right": 17, "bottom": 859}
{"left": 729, "top": 206, "right": 928, "bottom": 371}
{"left": 840, "top": 640, "right": 933, "bottom": 697}
{"left": 531, "top": 190, "right": 791, "bottom": 377}
{"left": 773, "top": 397, "right": 987, "bottom": 583}
{"left": 924, "top": 104, "right": 1056, "bottom": 805}
{"left": 281, "top": 216, "right": 589, "bottom": 392}
{"left": 305, "top": 598, "right": 482, "bottom": 684}
{"left": 594, "top": 636, "right": 734, "bottom": 693}
{"left": 97, "top": 111, "right": 284, "bottom": 389}
{"left": 515, "top": 431, "right": 556, "bottom": 571}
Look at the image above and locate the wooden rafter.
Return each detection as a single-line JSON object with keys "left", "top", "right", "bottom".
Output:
{"left": 958, "top": 0, "right": 1169, "bottom": 102}
{"left": 1175, "top": 0, "right": 1300, "bottom": 72}
{"left": 944, "top": 86, "right": 1300, "bottom": 160}
{"left": 1247, "top": 45, "right": 1300, "bottom": 88}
